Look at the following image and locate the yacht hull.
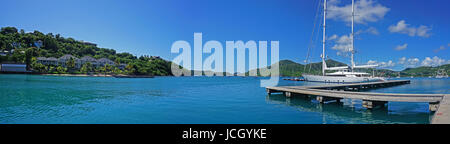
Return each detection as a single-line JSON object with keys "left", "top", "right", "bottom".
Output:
{"left": 302, "top": 74, "right": 384, "bottom": 83}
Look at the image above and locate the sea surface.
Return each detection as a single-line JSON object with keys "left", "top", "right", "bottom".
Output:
{"left": 0, "top": 74, "right": 448, "bottom": 124}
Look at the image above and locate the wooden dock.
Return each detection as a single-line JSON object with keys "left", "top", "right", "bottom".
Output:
{"left": 431, "top": 95, "right": 450, "bottom": 124}
{"left": 266, "top": 80, "right": 450, "bottom": 124}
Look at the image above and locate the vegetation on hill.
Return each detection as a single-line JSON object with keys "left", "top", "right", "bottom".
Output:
{"left": 253, "top": 59, "right": 449, "bottom": 77}
{"left": 0, "top": 27, "right": 173, "bottom": 76}
{"left": 400, "top": 64, "right": 449, "bottom": 77}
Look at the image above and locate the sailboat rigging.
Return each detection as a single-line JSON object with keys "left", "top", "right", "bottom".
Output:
{"left": 302, "top": 0, "right": 385, "bottom": 83}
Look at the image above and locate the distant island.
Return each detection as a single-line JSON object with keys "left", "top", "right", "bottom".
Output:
{"left": 260, "top": 59, "right": 450, "bottom": 78}
{"left": 0, "top": 27, "right": 173, "bottom": 76}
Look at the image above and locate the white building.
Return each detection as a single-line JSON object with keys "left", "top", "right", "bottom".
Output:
{"left": 58, "top": 54, "right": 81, "bottom": 69}
{"left": 80, "top": 56, "right": 99, "bottom": 67}
{"left": 97, "top": 58, "right": 115, "bottom": 67}
{"left": 37, "top": 57, "right": 58, "bottom": 65}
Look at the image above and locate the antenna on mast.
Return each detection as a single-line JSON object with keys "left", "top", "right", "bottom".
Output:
{"left": 351, "top": 0, "right": 355, "bottom": 72}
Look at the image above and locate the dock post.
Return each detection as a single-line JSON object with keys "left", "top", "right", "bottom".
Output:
{"left": 266, "top": 88, "right": 271, "bottom": 95}
{"left": 429, "top": 102, "right": 440, "bottom": 112}
{"left": 316, "top": 96, "right": 324, "bottom": 103}
{"left": 285, "top": 92, "right": 292, "bottom": 98}
{"left": 316, "top": 96, "right": 342, "bottom": 103}
{"left": 363, "top": 100, "right": 387, "bottom": 109}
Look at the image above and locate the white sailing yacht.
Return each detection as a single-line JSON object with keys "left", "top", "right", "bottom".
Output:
{"left": 303, "top": 0, "right": 384, "bottom": 83}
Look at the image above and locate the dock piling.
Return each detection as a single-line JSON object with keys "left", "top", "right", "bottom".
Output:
{"left": 316, "top": 96, "right": 342, "bottom": 103}
{"left": 362, "top": 100, "right": 387, "bottom": 109}
{"left": 429, "top": 102, "right": 440, "bottom": 112}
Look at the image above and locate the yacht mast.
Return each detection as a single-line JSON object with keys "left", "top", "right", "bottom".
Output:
{"left": 322, "top": 0, "right": 327, "bottom": 76}
{"left": 350, "top": 0, "right": 355, "bottom": 72}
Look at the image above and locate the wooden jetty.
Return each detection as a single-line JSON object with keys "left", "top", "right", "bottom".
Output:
{"left": 265, "top": 80, "right": 450, "bottom": 124}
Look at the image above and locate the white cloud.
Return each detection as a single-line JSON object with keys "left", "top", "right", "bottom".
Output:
{"left": 328, "top": 34, "right": 338, "bottom": 41}
{"left": 398, "top": 57, "right": 421, "bottom": 68}
{"left": 367, "top": 60, "right": 377, "bottom": 65}
{"left": 394, "top": 43, "right": 408, "bottom": 51}
{"left": 356, "top": 27, "right": 379, "bottom": 35}
{"left": 331, "top": 34, "right": 352, "bottom": 54}
{"left": 366, "top": 60, "right": 395, "bottom": 68}
{"left": 381, "top": 60, "right": 395, "bottom": 68}
{"left": 416, "top": 26, "right": 432, "bottom": 37}
{"left": 421, "top": 56, "right": 450, "bottom": 67}
{"left": 434, "top": 45, "right": 447, "bottom": 53}
{"left": 388, "top": 20, "right": 432, "bottom": 38}
{"left": 327, "top": 0, "right": 390, "bottom": 24}
{"left": 406, "top": 58, "right": 420, "bottom": 67}
{"left": 368, "top": 57, "right": 449, "bottom": 70}
{"left": 398, "top": 57, "right": 406, "bottom": 64}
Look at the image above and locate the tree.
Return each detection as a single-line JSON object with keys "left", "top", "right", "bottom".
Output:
{"left": 11, "top": 49, "right": 25, "bottom": 63}
{"left": 31, "top": 62, "right": 47, "bottom": 73}
{"left": 25, "top": 48, "right": 36, "bottom": 70}
{"left": 80, "top": 62, "right": 93, "bottom": 74}
{"left": 113, "top": 67, "right": 122, "bottom": 75}
{"left": 66, "top": 57, "right": 76, "bottom": 71}
{"left": 103, "top": 64, "right": 113, "bottom": 75}
{"left": 56, "top": 66, "right": 66, "bottom": 74}
{"left": 0, "top": 27, "right": 18, "bottom": 35}
{"left": 125, "top": 63, "right": 138, "bottom": 75}
{"left": 43, "top": 36, "right": 58, "bottom": 52}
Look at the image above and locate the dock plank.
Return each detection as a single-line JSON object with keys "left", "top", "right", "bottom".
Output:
{"left": 432, "top": 95, "right": 450, "bottom": 124}
{"left": 267, "top": 86, "right": 443, "bottom": 102}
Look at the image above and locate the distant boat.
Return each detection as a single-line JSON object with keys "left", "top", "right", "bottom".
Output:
{"left": 302, "top": 0, "right": 384, "bottom": 83}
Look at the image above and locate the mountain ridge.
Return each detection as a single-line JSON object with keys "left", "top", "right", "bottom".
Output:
{"left": 250, "top": 59, "right": 449, "bottom": 77}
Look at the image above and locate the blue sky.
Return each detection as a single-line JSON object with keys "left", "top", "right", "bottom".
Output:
{"left": 1, "top": 0, "right": 449, "bottom": 71}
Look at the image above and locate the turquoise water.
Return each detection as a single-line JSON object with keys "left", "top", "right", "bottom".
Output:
{"left": 0, "top": 74, "right": 448, "bottom": 124}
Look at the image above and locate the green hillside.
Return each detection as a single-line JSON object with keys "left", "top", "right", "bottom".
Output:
{"left": 253, "top": 59, "right": 449, "bottom": 77}
{"left": 401, "top": 64, "right": 450, "bottom": 77}
{"left": 0, "top": 27, "right": 174, "bottom": 76}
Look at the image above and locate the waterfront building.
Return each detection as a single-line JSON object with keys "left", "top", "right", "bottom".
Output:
{"left": 118, "top": 64, "right": 127, "bottom": 70}
{"left": 36, "top": 57, "right": 58, "bottom": 65}
{"left": 58, "top": 54, "right": 81, "bottom": 68}
{"left": 0, "top": 63, "right": 29, "bottom": 72}
{"left": 0, "top": 51, "right": 7, "bottom": 56}
{"left": 36, "top": 55, "right": 125, "bottom": 70}
{"left": 97, "top": 58, "right": 115, "bottom": 67}
{"left": 80, "top": 56, "right": 99, "bottom": 67}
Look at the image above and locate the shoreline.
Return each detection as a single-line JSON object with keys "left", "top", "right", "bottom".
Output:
{"left": 0, "top": 72, "right": 154, "bottom": 78}
{"left": 1, "top": 72, "right": 447, "bottom": 78}
{"left": 41, "top": 73, "right": 114, "bottom": 77}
